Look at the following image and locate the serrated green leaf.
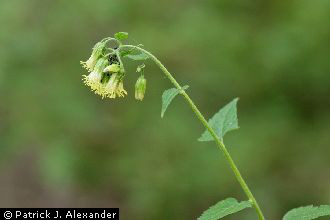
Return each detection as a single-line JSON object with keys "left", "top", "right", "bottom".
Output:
{"left": 198, "top": 98, "right": 239, "bottom": 142}
{"left": 198, "top": 198, "right": 252, "bottom": 220}
{"left": 114, "top": 32, "right": 128, "bottom": 41}
{"left": 161, "top": 85, "right": 189, "bottom": 118}
{"left": 283, "top": 205, "right": 330, "bottom": 220}
{"left": 126, "top": 52, "right": 149, "bottom": 60}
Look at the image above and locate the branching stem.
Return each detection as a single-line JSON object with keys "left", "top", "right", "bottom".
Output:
{"left": 119, "top": 45, "right": 266, "bottom": 220}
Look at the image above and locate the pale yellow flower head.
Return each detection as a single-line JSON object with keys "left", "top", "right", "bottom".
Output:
{"left": 100, "top": 73, "right": 128, "bottom": 99}
{"left": 82, "top": 57, "right": 108, "bottom": 93}
{"left": 80, "top": 40, "right": 132, "bottom": 99}
{"left": 80, "top": 41, "right": 107, "bottom": 72}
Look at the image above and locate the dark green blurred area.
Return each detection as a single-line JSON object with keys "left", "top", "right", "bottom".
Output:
{"left": 0, "top": 0, "right": 329, "bottom": 219}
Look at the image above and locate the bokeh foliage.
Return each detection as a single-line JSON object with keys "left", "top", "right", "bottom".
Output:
{"left": 0, "top": 0, "right": 329, "bottom": 219}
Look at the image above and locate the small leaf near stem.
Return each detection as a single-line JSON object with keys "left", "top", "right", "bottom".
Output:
{"left": 114, "top": 32, "right": 128, "bottom": 41}
{"left": 161, "top": 85, "right": 189, "bottom": 118}
{"left": 126, "top": 52, "right": 149, "bottom": 60}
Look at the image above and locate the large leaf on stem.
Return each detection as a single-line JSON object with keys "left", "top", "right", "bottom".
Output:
{"left": 283, "top": 205, "right": 330, "bottom": 220}
{"left": 198, "top": 198, "right": 252, "bottom": 220}
{"left": 199, "top": 98, "right": 239, "bottom": 141}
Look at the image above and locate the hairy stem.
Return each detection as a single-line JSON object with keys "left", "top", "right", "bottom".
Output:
{"left": 120, "top": 45, "right": 266, "bottom": 220}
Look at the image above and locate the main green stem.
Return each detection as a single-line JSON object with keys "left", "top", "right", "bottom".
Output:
{"left": 120, "top": 45, "right": 266, "bottom": 220}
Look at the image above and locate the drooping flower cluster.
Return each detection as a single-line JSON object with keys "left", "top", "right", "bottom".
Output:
{"left": 81, "top": 37, "right": 147, "bottom": 100}
{"left": 81, "top": 41, "right": 128, "bottom": 99}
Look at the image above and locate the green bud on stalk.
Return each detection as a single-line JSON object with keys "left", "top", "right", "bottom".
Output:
{"left": 135, "top": 75, "right": 147, "bottom": 101}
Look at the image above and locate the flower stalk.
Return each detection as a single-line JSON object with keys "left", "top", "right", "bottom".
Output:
{"left": 119, "top": 45, "right": 266, "bottom": 220}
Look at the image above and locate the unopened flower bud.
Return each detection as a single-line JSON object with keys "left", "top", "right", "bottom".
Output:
{"left": 135, "top": 75, "right": 146, "bottom": 101}
{"left": 136, "top": 63, "right": 145, "bottom": 73}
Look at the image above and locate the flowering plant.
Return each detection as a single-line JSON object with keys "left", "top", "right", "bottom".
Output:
{"left": 81, "top": 32, "right": 330, "bottom": 220}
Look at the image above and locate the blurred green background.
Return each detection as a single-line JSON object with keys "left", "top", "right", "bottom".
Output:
{"left": 0, "top": 0, "right": 329, "bottom": 219}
